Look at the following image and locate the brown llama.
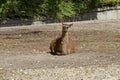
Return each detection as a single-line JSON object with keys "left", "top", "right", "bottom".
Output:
{"left": 50, "top": 23, "right": 75, "bottom": 55}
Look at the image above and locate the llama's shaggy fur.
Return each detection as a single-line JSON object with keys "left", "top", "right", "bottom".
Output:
{"left": 50, "top": 23, "right": 75, "bottom": 55}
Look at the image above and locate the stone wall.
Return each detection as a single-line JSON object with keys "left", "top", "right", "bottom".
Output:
{"left": 83, "top": 6, "right": 120, "bottom": 20}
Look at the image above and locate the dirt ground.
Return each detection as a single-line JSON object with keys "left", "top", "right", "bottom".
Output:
{"left": 0, "top": 20, "right": 120, "bottom": 79}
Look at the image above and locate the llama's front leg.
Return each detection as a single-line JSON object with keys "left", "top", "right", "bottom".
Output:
{"left": 62, "top": 44, "right": 68, "bottom": 55}
{"left": 50, "top": 42, "right": 56, "bottom": 54}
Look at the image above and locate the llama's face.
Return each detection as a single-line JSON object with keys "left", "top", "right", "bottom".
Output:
{"left": 62, "top": 23, "right": 73, "bottom": 32}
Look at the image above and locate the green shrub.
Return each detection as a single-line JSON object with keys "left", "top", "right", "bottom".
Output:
{"left": 98, "top": 0, "right": 120, "bottom": 7}
{"left": 0, "top": 0, "right": 20, "bottom": 20}
{"left": 0, "top": 0, "right": 120, "bottom": 21}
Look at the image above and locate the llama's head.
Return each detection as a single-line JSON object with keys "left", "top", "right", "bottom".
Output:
{"left": 62, "top": 23, "right": 73, "bottom": 32}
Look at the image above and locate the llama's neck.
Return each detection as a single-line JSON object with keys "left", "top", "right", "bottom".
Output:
{"left": 61, "top": 31, "right": 69, "bottom": 42}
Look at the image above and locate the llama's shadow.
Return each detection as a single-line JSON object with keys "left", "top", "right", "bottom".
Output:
{"left": 47, "top": 51, "right": 66, "bottom": 56}
{"left": 47, "top": 51, "right": 56, "bottom": 56}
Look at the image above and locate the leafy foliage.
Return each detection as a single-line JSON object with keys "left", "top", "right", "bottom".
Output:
{"left": 0, "top": 0, "right": 20, "bottom": 20}
{"left": 0, "top": 0, "right": 120, "bottom": 20}
{"left": 46, "top": 0, "right": 75, "bottom": 20}
{"left": 72, "top": 0, "right": 88, "bottom": 13}
{"left": 98, "top": 0, "right": 120, "bottom": 7}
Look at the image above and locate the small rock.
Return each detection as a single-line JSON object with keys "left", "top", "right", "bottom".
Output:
{"left": 20, "top": 69, "right": 23, "bottom": 72}
{"left": 24, "top": 71, "right": 28, "bottom": 74}
{"left": 0, "top": 68, "right": 3, "bottom": 70}
{"left": 10, "top": 64, "right": 13, "bottom": 66}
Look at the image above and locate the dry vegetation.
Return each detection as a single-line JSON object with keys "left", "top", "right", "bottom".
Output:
{"left": 0, "top": 21, "right": 120, "bottom": 79}
{"left": 0, "top": 21, "right": 120, "bottom": 54}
